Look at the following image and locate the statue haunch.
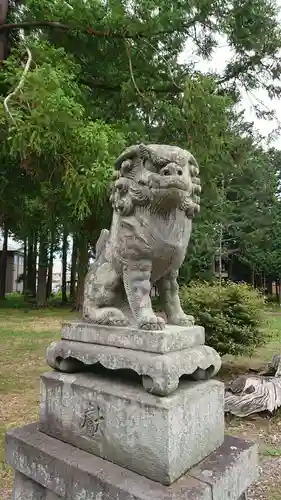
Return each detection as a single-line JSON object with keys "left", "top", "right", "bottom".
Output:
{"left": 83, "top": 144, "right": 201, "bottom": 330}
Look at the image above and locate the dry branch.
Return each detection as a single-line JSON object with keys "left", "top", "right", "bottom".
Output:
{"left": 125, "top": 40, "right": 145, "bottom": 100}
{"left": 85, "top": 81, "right": 183, "bottom": 93}
{"left": 3, "top": 47, "right": 32, "bottom": 125}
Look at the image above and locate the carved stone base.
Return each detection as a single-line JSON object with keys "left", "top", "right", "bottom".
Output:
{"left": 6, "top": 424, "right": 258, "bottom": 500}
{"left": 10, "top": 469, "right": 249, "bottom": 500}
{"left": 39, "top": 371, "right": 224, "bottom": 484}
{"left": 61, "top": 321, "right": 205, "bottom": 353}
{"left": 46, "top": 338, "right": 221, "bottom": 396}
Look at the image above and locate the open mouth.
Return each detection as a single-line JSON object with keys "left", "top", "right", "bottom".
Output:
{"left": 157, "top": 180, "right": 189, "bottom": 192}
{"left": 148, "top": 176, "right": 189, "bottom": 192}
{"left": 162, "top": 181, "right": 187, "bottom": 190}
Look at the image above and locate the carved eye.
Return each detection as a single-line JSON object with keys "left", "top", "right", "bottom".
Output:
{"left": 154, "top": 157, "right": 168, "bottom": 170}
{"left": 154, "top": 157, "right": 163, "bottom": 166}
{"left": 162, "top": 167, "right": 170, "bottom": 176}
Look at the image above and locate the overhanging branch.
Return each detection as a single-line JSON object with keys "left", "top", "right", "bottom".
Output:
{"left": 0, "top": 19, "right": 198, "bottom": 39}
{"left": 85, "top": 80, "right": 183, "bottom": 94}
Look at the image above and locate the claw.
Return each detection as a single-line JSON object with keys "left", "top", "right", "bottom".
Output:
{"left": 168, "top": 314, "right": 194, "bottom": 326}
{"left": 139, "top": 315, "right": 165, "bottom": 330}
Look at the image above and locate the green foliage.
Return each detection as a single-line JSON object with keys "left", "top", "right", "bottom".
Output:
{"left": 183, "top": 74, "right": 234, "bottom": 165}
{"left": 1, "top": 0, "right": 281, "bottom": 303}
{"left": 18, "top": 0, "right": 281, "bottom": 97}
{"left": 180, "top": 281, "right": 269, "bottom": 356}
{"left": 0, "top": 40, "right": 125, "bottom": 223}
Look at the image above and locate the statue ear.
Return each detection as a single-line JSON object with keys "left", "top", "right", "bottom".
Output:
{"left": 115, "top": 144, "right": 150, "bottom": 171}
{"left": 110, "top": 178, "right": 134, "bottom": 216}
{"left": 120, "top": 160, "right": 133, "bottom": 177}
{"left": 188, "top": 154, "right": 200, "bottom": 176}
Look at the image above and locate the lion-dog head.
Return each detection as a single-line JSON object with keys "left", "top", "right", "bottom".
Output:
{"left": 110, "top": 144, "right": 201, "bottom": 218}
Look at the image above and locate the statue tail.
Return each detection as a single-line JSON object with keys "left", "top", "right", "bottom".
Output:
{"left": 95, "top": 229, "right": 109, "bottom": 259}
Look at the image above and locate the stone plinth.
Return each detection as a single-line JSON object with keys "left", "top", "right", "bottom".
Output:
{"left": 61, "top": 321, "right": 205, "bottom": 353}
{"left": 46, "top": 323, "right": 221, "bottom": 396}
{"left": 6, "top": 424, "right": 258, "bottom": 500}
{"left": 6, "top": 321, "right": 259, "bottom": 498}
{"left": 39, "top": 371, "right": 224, "bottom": 485}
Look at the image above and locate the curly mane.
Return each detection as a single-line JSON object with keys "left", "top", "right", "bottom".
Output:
{"left": 181, "top": 159, "right": 201, "bottom": 218}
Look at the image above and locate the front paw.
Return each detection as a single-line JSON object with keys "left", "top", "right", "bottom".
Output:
{"left": 138, "top": 313, "right": 166, "bottom": 331}
{"left": 167, "top": 314, "right": 194, "bottom": 326}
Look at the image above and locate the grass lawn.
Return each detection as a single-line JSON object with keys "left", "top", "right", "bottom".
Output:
{"left": 1, "top": 298, "right": 281, "bottom": 499}
{"left": 0, "top": 300, "right": 78, "bottom": 499}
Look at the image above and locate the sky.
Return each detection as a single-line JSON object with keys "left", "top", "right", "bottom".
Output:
{"left": 180, "top": 18, "right": 281, "bottom": 148}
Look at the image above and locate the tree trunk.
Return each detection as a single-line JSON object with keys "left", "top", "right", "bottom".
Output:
{"left": 70, "top": 235, "right": 77, "bottom": 300}
{"left": 26, "top": 233, "right": 37, "bottom": 297}
{"left": 32, "top": 233, "right": 38, "bottom": 295}
{"left": 211, "top": 253, "right": 216, "bottom": 280}
{"left": 0, "top": 225, "right": 8, "bottom": 299}
{"left": 267, "top": 278, "right": 273, "bottom": 297}
{"left": 218, "top": 223, "right": 223, "bottom": 285}
{"left": 61, "top": 230, "right": 68, "bottom": 303}
{"left": 276, "top": 279, "right": 279, "bottom": 304}
{"left": 23, "top": 237, "right": 27, "bottom": 295}
{"left": 228, "top": 255, "right": 234, "bottom": 281}
{"left": 75, "top": 235, "right": 88, "bottom": 311}
{"left": 0, "top": 0, "right": 9, "bottom": 62}
{"left": 256, "top": 273, "right": 262, "bottom": 289}
{"left": 47, "top": 233, "right": 55, "bottom": 298}
{"left": 26, "top": 234, "right": 34, "bottom": 296}
{"left": 36, "top": 233, "right": 48, "bottom": 307}
{"left": 262, "top": 274, "right": 266, "bottom": 294}
{"left": 251, "top": 269, "right": 255, "bottom": 287}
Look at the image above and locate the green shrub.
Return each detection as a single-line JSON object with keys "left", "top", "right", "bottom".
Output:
{"left": 180, "top": 281, "right": 269, "bottom": 356}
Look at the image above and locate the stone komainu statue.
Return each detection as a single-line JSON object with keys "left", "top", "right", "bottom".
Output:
{"left": 83, "top": 144, "right": 201, "bottom": 330}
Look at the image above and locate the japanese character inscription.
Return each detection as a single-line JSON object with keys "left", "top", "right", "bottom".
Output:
{"left": 81, "top": 405, "right": 104, "bottom": 438}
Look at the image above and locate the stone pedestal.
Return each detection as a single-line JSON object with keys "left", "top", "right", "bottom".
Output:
{"left": 46, "top": 322, "right": 221, "bottom": 396}
{"left": 6, "top": 424, "right": 257, "bottom": 500}
{"left": 61, "top": 320, "right": 206, "bottom": 352}
{"left": 39, "top": 372, "right": 224, "bottom": 484}
{"left": 6, "top": 321, "right": 258, "bottom": 499}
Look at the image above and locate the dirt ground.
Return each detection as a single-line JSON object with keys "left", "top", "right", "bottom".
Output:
{"left": 225, "top": 414, "right": 281, "bottom": 499}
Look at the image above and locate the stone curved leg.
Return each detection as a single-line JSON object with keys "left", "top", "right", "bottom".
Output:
{"left": 45, "top": 340, "right": 221, "bottom": 397}
{"left": 191, "top": 365, "right": 216, "bottom": 381}
{"left": 46, "top": 342, "right": 83, "bottom": 373}
{"left": 142, "top": 374, "right": 179, "bottom": 396}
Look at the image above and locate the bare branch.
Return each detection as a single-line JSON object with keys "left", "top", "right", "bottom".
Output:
{"left": 141, "top": 38, "right": 182, "bottom": 91}
{"left": 3, "top": 47, "right": 32, "bottom": 125}
{"left": 124, "top": 40, "right": 145, "bottom": 100}
{"left": 85, "top": 80, "right": 183, "bottom": 93}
